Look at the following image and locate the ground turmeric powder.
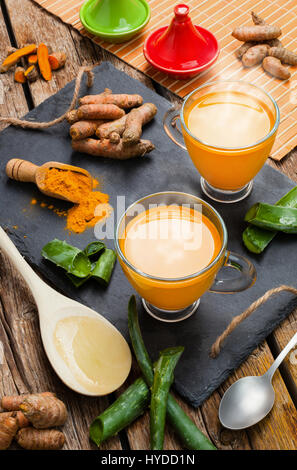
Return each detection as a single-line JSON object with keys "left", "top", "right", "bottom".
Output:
{"left": 43, "top": 167, "right": 93, "bottom": 202}
{"left": 41, "top": 167, "right": 110, "bottom": 234}
{"left": 66, "top": 192, "right": 110, "bottom": 234}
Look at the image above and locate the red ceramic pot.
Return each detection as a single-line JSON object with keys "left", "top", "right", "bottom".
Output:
{"left": 143, "top": 4, "right": 219, "bottom": 79}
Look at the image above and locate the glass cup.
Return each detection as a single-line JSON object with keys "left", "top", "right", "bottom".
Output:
{"left": 115, "top": 192, "right": 256, "bottom": 322}
{"left": 164, "top": 81, "right": 280, "bottom": 203}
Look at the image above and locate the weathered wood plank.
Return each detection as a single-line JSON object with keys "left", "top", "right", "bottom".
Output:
{"left": 69, "top": 29, "right": 155, "bottom": 89}
{"left": 269, "top": 149, "right": 297, "bottom": 185}
{"left": 0, "top": 6, "right": 29, "bottom": 130}
{"left": 269, "top": 314, "right": 297, "bottom": 407}
{"left": 5, "top": 0, "right": 154, "bottom": 107}
{"left": 4, "top": 0, "right": 97, "bottom": 107}
{"left": 213, "top": 344, "right": 297, "bottom": 450}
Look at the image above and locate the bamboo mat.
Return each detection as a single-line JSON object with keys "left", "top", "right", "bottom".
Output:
{"left": 33, "top": 0, "right": 297, "bottom": 161}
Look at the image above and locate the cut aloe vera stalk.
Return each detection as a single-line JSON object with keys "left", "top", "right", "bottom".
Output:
{"left": 243, "top": 186, "right": 297, "bottom": 253}
{"left": 245, "top": 202, "right": 297, "bottom": 233}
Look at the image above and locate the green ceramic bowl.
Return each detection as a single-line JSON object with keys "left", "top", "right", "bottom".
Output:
{"left": 80, "top": 0, "right": 150, "bottom": 43}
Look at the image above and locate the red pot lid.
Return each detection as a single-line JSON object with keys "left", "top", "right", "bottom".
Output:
{"left": 144, "top": 4, "right": 219, "bottom": 76}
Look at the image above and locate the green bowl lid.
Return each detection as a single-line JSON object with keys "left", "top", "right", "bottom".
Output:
{"left": 80, "top": 0, "right": 150, "bottom": 37}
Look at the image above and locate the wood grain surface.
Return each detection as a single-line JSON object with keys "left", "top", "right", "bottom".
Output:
{"left": 0, "top": 0, "right": 296, "bottom": 451}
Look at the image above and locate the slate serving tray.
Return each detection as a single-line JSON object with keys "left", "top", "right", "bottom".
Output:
{"left": 0, "top": 62, "right": 296, "bottom": 408}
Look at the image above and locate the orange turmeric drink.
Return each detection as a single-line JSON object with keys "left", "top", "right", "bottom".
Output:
{"left": 166, "top": 81, "right": 279, "bottom": 203}
{"left": 185, "top": 91, "right": 273, "bottom": 149}
{"left": 116, "top": 192, "right": 256, "bottom": 322}
{"left": 121, "top": 205, "right": 221, "bottom": 279}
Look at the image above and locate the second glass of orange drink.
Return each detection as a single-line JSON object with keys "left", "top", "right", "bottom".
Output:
{"left": 164, "top": 81, "right": 280, "bottom": 203}
{"left": 116, "top": 192, "right": 256, "bottom": 322}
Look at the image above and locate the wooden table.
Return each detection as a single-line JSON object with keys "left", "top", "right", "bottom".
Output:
{"left": 0, "top": 0, "right": 297, "bottom": 451}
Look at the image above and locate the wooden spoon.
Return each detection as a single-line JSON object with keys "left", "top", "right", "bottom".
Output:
{"left": 6, "top": 159, "right": 93, "bottom": 203}
{"left": 0, "top": 226, "right": 132, "bottom": 396}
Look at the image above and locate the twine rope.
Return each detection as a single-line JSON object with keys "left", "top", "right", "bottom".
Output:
{"left": 0, "top": 65, "right": 94, "bottom": 129}
{"left": 210, "top": 285, "right": 297, "bottom": 358}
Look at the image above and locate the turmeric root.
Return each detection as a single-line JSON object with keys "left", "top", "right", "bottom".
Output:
{"left": 67, "top": 110, "right": 108, "bottom": 126}
{"left": 262, "top": 56, "right": 291, "bottom": 79}
{"left": 66, "top": 109, "right": 81, "bottom": 124}
{"left": 122, "top": 103, "right": 157, "bottom": 145}
{"left": 16, "top": 428, "right": 65, "bottom": 450}
{"left": 109, "top": 131, "right": 121, "bottom": 144}
{"left": 96, "top": 114, "right": 127, "bottom": 140}
{"left": 0, "top": 44, "right": 37, "bottom": 73}
{"left": 6, "top": 46, "right": 17, "bottom": 57}
{"left": 19, "top": 395, "right": 67, "bottom": 429}
{"left": 77, "top": 104, "right": 125, "bottom": 121}
{"left": 265, "top": 38, "right": 283, "bottom": 48}
{"left": 242, "top": 44, "right": 269, "bottom": 67}
{"left": 14, "top": 66, "right": 26, "bottom": 83}
{"left": 24, "top": 65, "right": 39, "bottom": 82}
{"left": 1, "top": 392, "right": 55, "bottom": 411}
{"left": 28, "top": 54, "right": 38, "bottom": 65}
{"left": 0, "top": 417, "right": 18, "bottom": 450}
{"left": 236, "top": 39, "right": 283, "bottom": 59}
{"left": 268, "top": 46, "right": 297, "bottom": 65}
{"left": 79, "top": 93, "right": 143, "bottom": 108}
{"left": 95, "top": 103, "right": 157, "bottom": 144}
{"left": 37, "top": 43, "right": 52, "bottom": 81}
{"left": 0, "top": 411, "right": 29, "bottom": 428}
{"left": 232, "top": 25, "right": 281, "bottom": 42}
{"left": 48, "top": 52, "right": 67, "bottom": 70}
{"left": 251, "top": 11, "right": 266, "bottom": 25}
{"left": 250, "top": 13, "right": 284, "bottom": 45}
{"left": 72, "top": 138, "right": 155, "bottom": 159}
{"left": 70, "top": 120, "right": 107, "bottom": 140}
{"left": 235, "top": 41, "right": 256, "bottom": 58}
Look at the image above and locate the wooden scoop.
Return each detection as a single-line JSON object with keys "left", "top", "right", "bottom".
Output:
{"left": 6, "top": 159, "right": 93, "bottom": 203}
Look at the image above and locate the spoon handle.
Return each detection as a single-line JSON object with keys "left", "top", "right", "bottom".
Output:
{"left": 0, "top": 226, "right": 53, "bottom": 306}
{"left": 264, "top": 332, "right": 297, "bottom": 381}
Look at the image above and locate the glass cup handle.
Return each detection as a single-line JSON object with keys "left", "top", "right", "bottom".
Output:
{"left": 209, "top": 251, "right": 257, "bottom": 293}
{"left": 163, "top": 107, "right": 187, "bottom": 150}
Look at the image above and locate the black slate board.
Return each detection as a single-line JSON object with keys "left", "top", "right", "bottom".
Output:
{"left": 0, "top": 62, "right": 297, "bottom": 407}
